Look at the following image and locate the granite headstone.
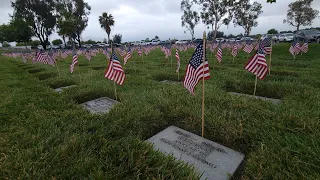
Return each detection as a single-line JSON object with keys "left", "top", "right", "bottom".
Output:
{"left": 80, "top": 97, "right": 119, "bottom": 114}
{"left": 147, "top": 126, "right": 244, "bottom": 180}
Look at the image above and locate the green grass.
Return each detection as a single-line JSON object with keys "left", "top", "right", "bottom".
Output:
{"left": 1, "top": 43, "right": 320, "bottom": 179}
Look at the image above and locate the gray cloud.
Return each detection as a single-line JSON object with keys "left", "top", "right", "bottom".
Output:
{"left": 1, "top": 0, "right": 320, "bottom": 43}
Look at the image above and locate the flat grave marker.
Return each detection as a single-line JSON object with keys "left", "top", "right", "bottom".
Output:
{"left": 147, "top": 126, "right": 244, "bottom": 180}
{"left": 229, "top": 92, "right": 281, "bottom": 104}
{"left": 54, "top": 85, "right": 77, "bottom": 93}
{"left": 80, "top": 97, "right": 119, "bottom": 114}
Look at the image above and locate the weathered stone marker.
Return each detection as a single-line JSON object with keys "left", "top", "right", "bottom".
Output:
{"left": 229, "top": 92, "right": 281, "bottom": 104}
{"left": 147, "top": 126, "right": 244, "bottom": 180}
{"left": 80, "top": 97, "right": 119, "bottom": 114}
{"left": 54, "top": 85, "right": 77, "bottom": 93}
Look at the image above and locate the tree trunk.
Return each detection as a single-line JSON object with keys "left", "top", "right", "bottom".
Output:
{"left": 107, "top": 34, "right": 110, "bottom": 44}
{"left": 24, "top": 42, "right": 28, "bottom": 49}
{"left": 62, "top": 35, "right": 66, "bottom": 47}
{"left": 213, "top": 19, "right": 218, "bottom": 41}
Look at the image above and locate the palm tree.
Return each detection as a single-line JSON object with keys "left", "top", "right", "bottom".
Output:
{"left": 99, "top": 12, "right": 115, "bottom": 43}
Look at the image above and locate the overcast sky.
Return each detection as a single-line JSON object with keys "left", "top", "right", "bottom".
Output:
{"left": 1, "top": 0, "right": 320, "bottom": 42}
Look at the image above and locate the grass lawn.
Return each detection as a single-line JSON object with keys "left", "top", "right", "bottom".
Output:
{"left": 1, "top": 43, "right": 319, "bottom": 179}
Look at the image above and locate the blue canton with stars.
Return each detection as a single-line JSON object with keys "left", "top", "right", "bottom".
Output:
{"left": 189, "top": 42, "right": 207, "bottom": 69}
{"left": 111, "top": 52, "right": 119, "bottom": 62}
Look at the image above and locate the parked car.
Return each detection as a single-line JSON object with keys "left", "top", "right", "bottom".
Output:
{"left": 131, "top": 41, "right": 141, "bottom": 46}
{"left": 97, "top": 43, "right": 109, "bottom": 47}
{"left": 277, "top": 33, "right": 294, "bottom": 42}
{"left": 149, "top": 39, "right": 160, "bottom": 45}
{"left": 295, "top": 29, "right": 320, "bottom": 43}
{"left": 175, "top": 40, "right": 188, "bottom": 44}
{"left": 193, "top": 38, "right": 202, "bottom": 44}
{"left": 241, "top": 37, "right": 254, "bottom": 41}
{"left": 51, "top": 45, "right": 60, "bottom": 49}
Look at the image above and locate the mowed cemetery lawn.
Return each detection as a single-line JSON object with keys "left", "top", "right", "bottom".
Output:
{"left": 1, "top": 43, "right": 320, "bottom": 179}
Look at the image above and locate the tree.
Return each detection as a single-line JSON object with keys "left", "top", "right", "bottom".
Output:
{"left": 0, "top": 24, "right": 16, "bottom": 43}
{"left": 192, "top": 0, "right": 240, "bottom": 41}
{"left": 30, "top": 40, "right": 41, "bottom": 47}
{"left": 145, "top": 38, "right": 150, "bottom": 42}
{"left": 52, "top": 39, "right": 63, "bottom": 46}
{"left": 181, "top": 0, "right": 200, "bottom": 41}
{"left": 267, "top": 28, "right": 279, "bottom": 34}
{"left": 12, "top": 0, "right": 57, "bottom": 50}
{"left": 10, "top": 18, "right": 33, "bottom": 47}
{"left": 56, "top": 0, "right": 91, "bottom": 47}
{"left": 283, "top": 0, "right": 319, "bottom": 31}
{"left": 2, "top": 42, "right": 11, "bottom": 47}
{"left": 233, "top": 1, "right": 262, "bottom": 36}
{"left": 99, "top": 12, "right": 115, "bottom": 43}
{"left": 155, "top": 35, "right": 159, "bottom": 40}
{"left": 85, "top": 39, "right": 96, "bottom": 44}
{"left": 207, "top": 31, "right": 224, "bottom": 40}
{"left": 113, "top": 34, "right": 122, "bottom": 44}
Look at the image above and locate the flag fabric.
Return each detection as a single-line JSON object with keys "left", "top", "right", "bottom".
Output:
{"left": 294, "top": 40, "right": 301, "bottom": 54}
{"left": 245, "top": 42, "right": 268, "bottom": 80}
{"left": 215, "top": 42, "right": 223, "bottom": 63}
{"left": 300, "top": 38, "right": 308, "bottom": 53}
{"left": 183, "top": 41, "right": 210, "bottom": 95}
{"left": 85, "top": 50, "right": 92, "bottom": 61}
{"left": 123, "top": 46, "right": 132, "bottom": 65}
{"left": 175, "top": 49, "right": 180, "bottom": 73}
{"left": 104, "top": 52, "right": 126, "bottom": 85}
{"left": 289, "top": 39, "right": 300, "bottom": 56}
{"left": 231, "top": 43, "right": 238, "bottom": 57}
{"left": 262, "top": 37, "right": 272, "bottom": 55}
{"left": 70, "top": 48, "right": 78, "bottom": 73}
{"left": 33, "top": 51, "right": 48, "bottom": 64}
{"left": 138, "top": 48, "right": 142, "bottom": 56}
{"left": 243, "top": 41, "right": 254, "bottom": 54}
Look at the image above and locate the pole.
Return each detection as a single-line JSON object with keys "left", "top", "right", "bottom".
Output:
{"left": 111, "top": 42, "right": 117, "bottom": 100}
{"left": 268, "top": 37, "right": 273, "bottom": 75}
{"left": 253, "top": 75, "right": 258, "bottom": 96}
{"left": 201, "top": 31, "right": 206, "bottom": 138}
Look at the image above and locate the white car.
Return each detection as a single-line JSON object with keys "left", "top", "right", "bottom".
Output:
{"left": 131, "top": 41, "right": 141, "bottom": 46}
{"left": 149, "top": 40, "right": 160, "bottom": 45}
{"left": 97, "top": 43, "right": 109, "bottom": 47}
{"left": 278, "top": 33, "right": 294, "bottom": 42}
{"left": 175, "top": 40, "right": 188, "bottom": 44}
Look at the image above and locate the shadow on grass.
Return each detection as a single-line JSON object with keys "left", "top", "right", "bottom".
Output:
{"left": 45, "top": 78, "right": 76, "bottom": 89}
{"left": 34, "top": 72, "right": 58, "bottom": 81}
{"left": 224, "top": 80, "right": 294, "bottom": 99}
{"left": 28, "top": 68, "right": 46, "bottom": 74}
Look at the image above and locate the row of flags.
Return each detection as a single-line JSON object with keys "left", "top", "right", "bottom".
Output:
{"left": 3, "top": 37, "right": 310, "bottom": 94}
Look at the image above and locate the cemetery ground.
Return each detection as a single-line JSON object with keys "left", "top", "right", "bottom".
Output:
{"left": 1, "top": 43, "right": 320, "bottom": 179}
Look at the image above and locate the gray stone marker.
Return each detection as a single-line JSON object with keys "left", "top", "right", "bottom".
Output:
{"left": 160, "top": 80, "right": 182, "bottom": 84}
{"left": 229, "top": 92, "right": 281, "bottom": 104}
{"left": 147, "top": 126, "right": 244, "bottom": 180}
{"left": 80, "top": 97, "right": 119, "bottom": 114}
{"left": 54, "top": 85, "right": 77, "bottom": 93}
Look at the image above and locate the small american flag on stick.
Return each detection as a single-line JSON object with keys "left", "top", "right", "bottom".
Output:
{"left": 104, "top": 52, "right": 126, "bottom": 85}
{"left": 215, "top": 42, "right": 222, "bottom": 63}
{"left": 175, "top": 49, "right": 180, "bottom": 73}
{"left": 300, "top": 38, "right": 308, "bottom": 53}
{"left": 245, "top": 42, "right": 268, "bottom": 80}
{"left": 183, "top": 41, "right": 210, "bottom": 95}
{"left": 70, "top": 48, "right": 78, "bottom": 73}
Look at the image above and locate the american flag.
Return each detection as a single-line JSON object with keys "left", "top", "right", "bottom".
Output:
{"left": 47, "top": 51, "right": 56, "bottom": 66}
{"left": 138, "top": 48, "right": 142, "bottom": 56}
{"left": 175, "top": 49, "right": 180, "bottom": 73}
{"left": 124, "top": 46, "right": 132, "bottom": 65}
{"left": 85, "top": 50, "right": 92, "bottom": 61}
{"left": 183, "top": 41, "right": 210, "bottom": 95}
{"left": 245, "top": 42, "right": 268, "bottom": 80}
{"left": 289, "top": 39, "right": 299, "bottom": 56}
{"left": 70, "top": 48, "right": 78, "bottom": 73}
{"left": 33, "top": 51, "right": 48, "bottom": 64}
{"left": 294, "top": 40, "right": 301, "bottom": 54}
{"left": 61, "top": 51, "right": 69, "bottom": 59}
{"left": 243, "top": 40, "right": 254, "bottom": 54}
{"left": 262, "top": 37, "right": 272, "bottom": 55}
{"left": 300, "top": 38, "right": 308, "bottom": 53}
{"left": 215, "top": 42, "right": 223, "bottom": 63}
{"left": 104, "top": 52, "right": 126, "bottom": 85}
{"left": 231, "top": 42, "right": 238, "bottom": 57}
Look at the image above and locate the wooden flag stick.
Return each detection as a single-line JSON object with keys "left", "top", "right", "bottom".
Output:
{"left": 111, "top": 42, "right": 117, "bottom": 100}
{"left": 253, "top": 75, "right": 258, "bottom": 96}
{"left": 202, "top": 31, "right": 206, "bottom": 138}
{"left": 233, "top": 56, "right": 235, "bottom": 63}
{"left": 268, "top": 39, "right": 273, "bottom": 75}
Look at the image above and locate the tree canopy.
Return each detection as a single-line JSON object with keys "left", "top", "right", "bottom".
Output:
{"left": 267, "top": 28, "right": 279, "bottom": 34}
{"left": 52, "top": 39, "right": 63, "bottom": 46}
{"left": 181, "top": 0, "right": 200, "bottom": 41}
{"left": 99, "top": 12, "right": 115, "bottom": 43}
{"left": 113, "top": 34, "right": 122, "bottom": 44}
{"left": 283, "top": 0, "right": 319, "bottom": 31}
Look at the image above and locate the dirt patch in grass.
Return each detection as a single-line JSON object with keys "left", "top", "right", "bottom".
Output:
{"left": 224, "top": 80, "right": 294, "bottom": 99}
{"left": 35, "top": 72, "right": 58, "bottom": 80}
{"left": 45, "top": 78, "right": 76, "bottom": 89}
{"left": 28, "top": 68, "right": 45, "bottom": 74}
